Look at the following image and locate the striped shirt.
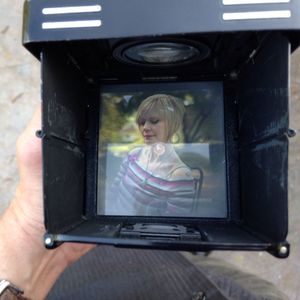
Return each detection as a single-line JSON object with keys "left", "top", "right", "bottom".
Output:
{"left": 107, "top": 147, "right": 196, "bottom": 216}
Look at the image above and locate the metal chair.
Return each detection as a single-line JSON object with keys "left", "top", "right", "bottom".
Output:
{"left": 191, "top": 168, "right": 204, "bottom": 213}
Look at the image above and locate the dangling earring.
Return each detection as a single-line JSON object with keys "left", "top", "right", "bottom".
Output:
{"left": 172, "top": 133, "right": 180, "bottom": 144}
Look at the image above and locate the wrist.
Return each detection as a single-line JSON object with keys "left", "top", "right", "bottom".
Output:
{"left": 0, "top": 197, "right": 68, "bottom": 299}
{"left": 0, "top": 280, "right": 29, "bottom": 300}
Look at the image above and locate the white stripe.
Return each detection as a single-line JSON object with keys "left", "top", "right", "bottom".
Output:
{"left": 223, "top": 0, "right": 290, "bottom": 5}
{"left": 42, "top": 5, "right": 101, "bottom": 15}
{"left": 42, "top": 20, "right": 101, "bottom": 29}
{"left": 223, "top": 10, "right": 291, "bottom": 20}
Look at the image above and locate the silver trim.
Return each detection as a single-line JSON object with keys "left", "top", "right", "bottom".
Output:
{"left": 223, "top": 10, "right": 291, "bottom": 20}
{"left": 42, "top": 20, "right": 102, "bottom": 29}
{"left": 0, "top": 280, "right": 23, "bottom": 295}
{"left": 0, "top": 280, "right": 10, "bottom": 294}
{"left": 223, "top": 0, "right": 290, "bottom": 5}
{"left": 42, "top": 5, "right": 101, "bottom": 15}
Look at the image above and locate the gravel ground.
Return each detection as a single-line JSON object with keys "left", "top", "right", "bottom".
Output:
{"left": 0, "top": 1, "right": 299, "bottom": 299}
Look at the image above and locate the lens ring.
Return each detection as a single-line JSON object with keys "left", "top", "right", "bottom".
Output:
{"left": 113, "top": 39, "right": 210, "bottom": 67}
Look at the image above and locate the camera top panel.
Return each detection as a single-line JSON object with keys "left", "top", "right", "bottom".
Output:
{"left": 23, "top": 0, "right": 300, "bottom": 49}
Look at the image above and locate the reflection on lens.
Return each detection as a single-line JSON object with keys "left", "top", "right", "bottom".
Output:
{"left": 124, "top": 42, "right": 200, "bottom": 64}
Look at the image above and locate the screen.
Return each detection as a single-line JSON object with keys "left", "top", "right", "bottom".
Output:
{"left": 97, "top": 82, "right": 227, "bottom": 218}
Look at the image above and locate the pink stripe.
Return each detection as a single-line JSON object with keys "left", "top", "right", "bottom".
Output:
{"left": 125, "top": 167, "right": 194, "bottom": 197}
{"left": 125, "top": 168, "right": 171, "bottom": 196}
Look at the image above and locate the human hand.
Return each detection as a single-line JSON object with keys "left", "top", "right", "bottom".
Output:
{"left": 0, "top": 105, "right": 94, "bottom": 300}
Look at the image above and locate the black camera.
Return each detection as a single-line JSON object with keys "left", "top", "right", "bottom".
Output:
{"left": 23, "top": 0, "right": 300, "bottom": 258}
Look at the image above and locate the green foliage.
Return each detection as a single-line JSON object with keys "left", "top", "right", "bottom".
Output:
{"left": 99, "top": 89, "right": 224, "bottom": 152}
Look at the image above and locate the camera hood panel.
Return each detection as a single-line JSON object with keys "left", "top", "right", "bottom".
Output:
{"left": 21, "top": 0, "right": 299, "bottom": 258}
{"left": 23, "top": 0, "right": 300, "bottom": 56}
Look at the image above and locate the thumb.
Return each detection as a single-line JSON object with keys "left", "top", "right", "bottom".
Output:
{"left": 16, "top": 105, "right": 42, "bottom": 191}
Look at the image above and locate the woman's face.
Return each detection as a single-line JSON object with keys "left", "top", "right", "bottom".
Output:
{"left": 138, "top": 113, "right": 169, "bottom": 144}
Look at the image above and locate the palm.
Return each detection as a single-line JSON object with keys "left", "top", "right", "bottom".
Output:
{"left": 0, "top": 106, "right": 94, "bottom": 299}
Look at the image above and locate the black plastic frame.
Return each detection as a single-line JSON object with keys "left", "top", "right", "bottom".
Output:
{"left": 39, "top": 32, "right": 291, "bottom": 258}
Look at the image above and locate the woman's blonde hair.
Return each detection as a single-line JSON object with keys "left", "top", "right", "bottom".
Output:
{"left": 136, "top": 94, "right": 185, "bottom": 141}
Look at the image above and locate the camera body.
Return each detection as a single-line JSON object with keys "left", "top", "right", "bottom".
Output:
{"left": 23, "top": 0, "right": 300, "bottom": 258}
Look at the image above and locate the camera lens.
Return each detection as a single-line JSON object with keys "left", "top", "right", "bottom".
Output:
{"left": 124, "top": 42, "right": 199, "bottom": 64}
{"left": 113, "top": 40, "right": 210, "bottom": 67}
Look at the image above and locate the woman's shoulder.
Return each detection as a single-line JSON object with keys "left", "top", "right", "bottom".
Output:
{"left": 127, "top": 146, "right": 142, "bottom": 160}
{"left": 169, "top": 165, "right": 193, "bottom": 180}
{"left": 168, "top": 151, "right": 193, "bottom": 180}
{"left": 128, "top": 146, "right": 142, "bottom": 155}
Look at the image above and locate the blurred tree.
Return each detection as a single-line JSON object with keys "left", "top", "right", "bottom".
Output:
{"left": 99, "top": 89, "right": 224, "bottom": 148}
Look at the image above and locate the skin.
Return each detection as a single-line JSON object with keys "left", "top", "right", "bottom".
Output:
{"left": 0, "top": 106, "right": 94, "bottom": 300}
{"left": 137, "top": 111, "right": 192, "bottom": 180}
{"left": 138, "top": 113, "right": 169, "bottom": 144}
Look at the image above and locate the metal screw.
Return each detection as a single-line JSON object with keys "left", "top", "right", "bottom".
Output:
{"left": 287, "top": 128, "right": 297, "bottom": 138}
{"left": 35, "top": 130, "right": 43, "bottom": 138}
{"left": 279, "top": 245, "right": 288, "bottom": 256}
{"left": 45, "top": 237, "right": 52, "bottom": 245}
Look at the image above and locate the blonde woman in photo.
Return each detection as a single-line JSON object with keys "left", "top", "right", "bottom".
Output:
{"left": 108, "top": 94, "right": 196, "bottom": 216}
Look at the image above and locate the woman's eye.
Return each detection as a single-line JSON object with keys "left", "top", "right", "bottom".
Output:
{"left": 150, "top": 119, "right": 159, "bottom": 124}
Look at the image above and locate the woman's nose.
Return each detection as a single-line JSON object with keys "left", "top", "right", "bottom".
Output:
{"left": 143, "top": 121, "right": 151, "bottom": 130}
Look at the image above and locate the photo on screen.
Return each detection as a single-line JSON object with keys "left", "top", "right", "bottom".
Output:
{"left": 97, "top": 82, "right": 227, "bottom": 218}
